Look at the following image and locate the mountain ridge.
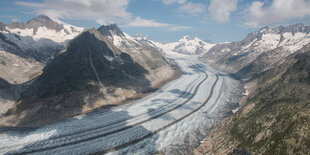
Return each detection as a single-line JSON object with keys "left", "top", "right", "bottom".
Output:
{"left": 202, "top": 23, "right": 310, "bottom": 73}
{"left": 0, "top": 24, "right": 178, "bottom": 127}
{"left": 0, "top": 15, "right": 85, "bottom": 43}
{"left": 195, "top": 23, "right": 310, "bottom": 155}
{"left": 134, "top": 34, "right": 215, "bottom": 55}
{"left": 195, "top": 43, "right": 310, "bottom": 155}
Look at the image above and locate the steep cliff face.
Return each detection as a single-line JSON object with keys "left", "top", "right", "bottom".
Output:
{"left": 0, "top": 26, "right": 177, "bottom": 127}
{"left": 195, "top": 43, "right": 310, "bottom": 155}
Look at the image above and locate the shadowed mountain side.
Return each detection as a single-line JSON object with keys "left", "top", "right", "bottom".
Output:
{"left": 0, "top": 27, "right": 64, "bottom": 63}
{"left": 0, "top": 77, "right": 17, "bottom": 101}
{"left": 0, "top": 33, "right": 27, "bottom": 59}
{"left": 1, "top": 29, "right": 158, "bottom": 127}
{"left": 0, "top": 77, "right": 26, "bottom": 116}
{"left": 195, "top": 43, "right": 310, "bottom": 155}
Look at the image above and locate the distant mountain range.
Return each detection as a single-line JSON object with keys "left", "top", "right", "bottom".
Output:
{"left": 202, "top": 24, "right": 310, "bottom": 74}
{"left": 134, "top": 34, "right": 215, "bottom": 55}
{"left": 195, "top": 24, "right": 310, "bottom": 154}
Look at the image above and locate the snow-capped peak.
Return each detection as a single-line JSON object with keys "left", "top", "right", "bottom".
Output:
{"left": 97, "top": 24, "right": 140, "bottom": 53}
{"left": 180, "top": 35, "right": 191, "bottom": 41}
{"left": 172, "top": 35, "right": 215, "bottom": 55}
{"left": 134, "top": 34, "right": 216, "bottom": 55}
{"left": 1, "top": 15, "right": 85, "bottom": 44}
{"left": 134, "top": 33, "right": 149, "bottom": 41}
{"left": 98, "top": 24, "right": 124, "bottom": 37}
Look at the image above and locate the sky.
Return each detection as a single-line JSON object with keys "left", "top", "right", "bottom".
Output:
{"left": 1, "top": 0, "right": 310, "bottom": 43}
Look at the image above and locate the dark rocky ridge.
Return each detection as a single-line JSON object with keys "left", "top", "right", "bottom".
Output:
{"left": 0, "top": 33, "right": 27, "bottom": 59}
{"left": 0, "top": 32, "right": 63, "bottom": 63}
{"left": 28, "top": 29, "right": 150, "bottom": 99}
{"left": 0, "top": 26, "right": 176, "bottom": 127}
{"left": 98, "top": 24, "right": 124, "bottom": 37}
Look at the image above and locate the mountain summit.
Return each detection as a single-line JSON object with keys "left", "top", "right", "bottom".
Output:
{"left": 0, "top": 15, "right": 84, "bottom": 43}
{"left": 98, "top": 24, "right": 124, "bottom": 37}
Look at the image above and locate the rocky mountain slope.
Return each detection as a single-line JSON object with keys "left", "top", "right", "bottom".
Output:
{"left": 195, "top": 43, "right": 310, "bottom": 155}
{"left": 202, "top": 24, "right": 310, "bottom": 74}
{"left": 0, "top": 25, "right": 177, "bottom": 127}
{"left": 0, "top": 15, "right": 84, "bottom": 84}
{"left": 135, "top": 34, "right": 215, "bottom": 55}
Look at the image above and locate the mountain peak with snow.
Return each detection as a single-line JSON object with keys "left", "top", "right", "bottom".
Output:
{"left": 134, "top": 34, "right": 215, "bottom": 55}
{"left": 180, "top": 35, "right": 191, "bottom": 40}
{"left": 134, "top": 33, "right": 149, "bottom": 41}
{"left": 26, "top": 15, "right": 63, "bottom": 32}
{"left": 173, "top": 35, "right": 215, "bottom": 55}
{"left": 0, "top": 15, "right": 85, "bottom": 62}
{"left": 0, "top": 15, "right": 85, "bottom": 43}
{"left": 202, "top": 23, "right": 310, "bottom": 73}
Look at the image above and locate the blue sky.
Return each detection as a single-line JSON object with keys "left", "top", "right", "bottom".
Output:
{"left": 1, "top": 0, "right": 310, "bottom": 43}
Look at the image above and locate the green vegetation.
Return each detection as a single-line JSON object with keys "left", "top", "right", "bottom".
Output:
{"left": 228, "top": 48, "right": 310, "bottom": 154}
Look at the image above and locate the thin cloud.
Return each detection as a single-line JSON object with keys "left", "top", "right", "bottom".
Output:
{"left": 125, "top": 17, "right": 191, "bottom": 31}
{"left": 161, "top": 0, "right": 206, "bottom": 16}
{"left": 245, "top": 0, "right": 310, "bottom": 27}
{"left": 161, "top": 0, "right": 187, "bottom": 5}
{"left": 208, "top": 0, "right": 238, "bottom": 23}
{"left": 15, "top": 0, "right": 188, "bottom": 29}
{"left": 126, "top": 17, "right": 171, "bottom": 27}
{"left": 179, "top": 2, "right": 206, "bottom": 16}
{"left": 167, "top": 25, "right": 191, "bottom": 31}
{"left": 15, "top": 1, "right": 46, "bottom": 8}
{"left": 16, "top": 0, "right": 131, "bottom": 25}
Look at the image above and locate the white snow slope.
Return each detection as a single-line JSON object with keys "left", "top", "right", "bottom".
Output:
{"left": 0, "top": 53, "right": 243, "bottom": 155}
{"left": 2, "top": 21, "right": 84, "bottom": 45}
{"left": 135, "top": 34, "right": 215, "bottom": 55}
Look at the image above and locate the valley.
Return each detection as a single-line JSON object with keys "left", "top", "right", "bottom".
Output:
{"left": 0, "top": 53, "right": 243, "bottom": 154}
{"left": 0, "top": 11, "right": 309, "bottom": 155}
